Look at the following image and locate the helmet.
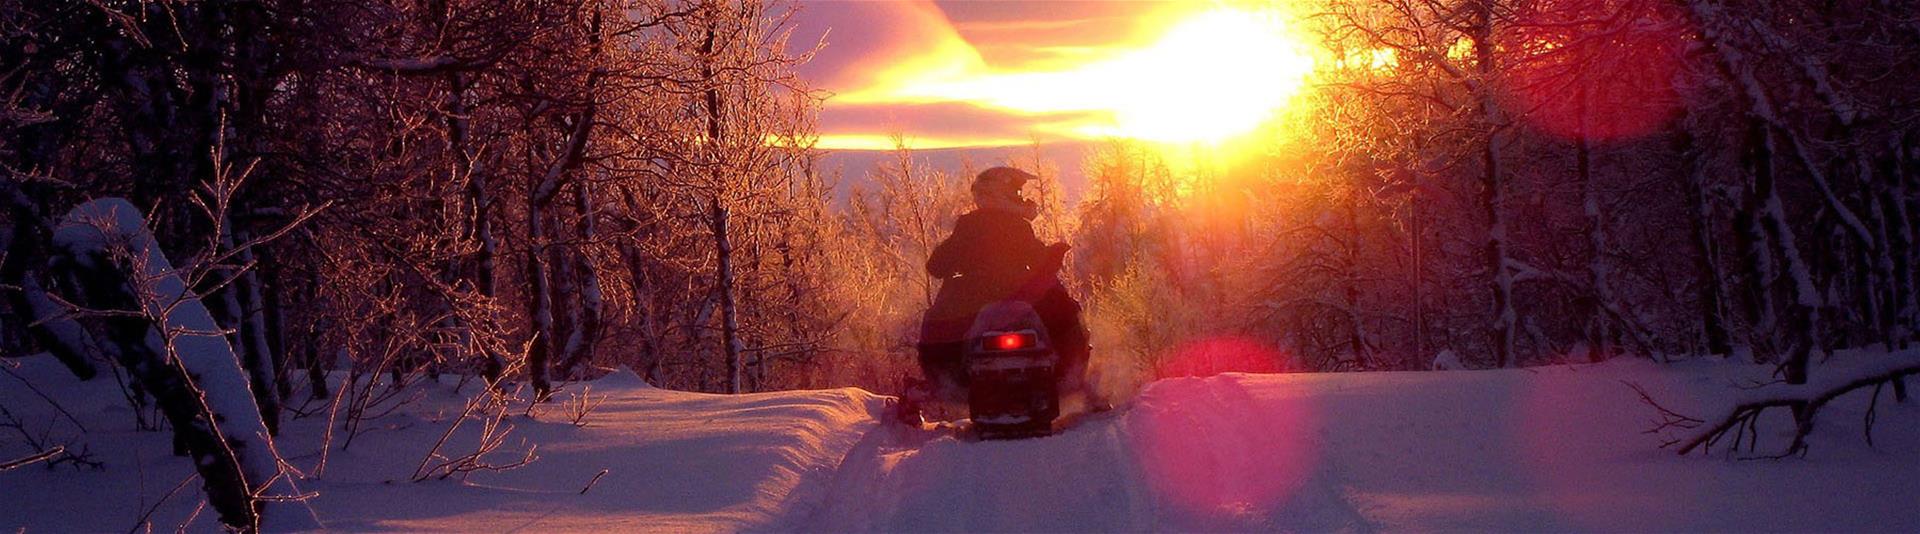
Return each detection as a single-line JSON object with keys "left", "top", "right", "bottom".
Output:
{"left": 971, "top": 166, "right": 1038, "bottom": 200}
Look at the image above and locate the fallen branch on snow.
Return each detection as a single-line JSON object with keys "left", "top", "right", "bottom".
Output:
{"left": 0, "top": 447, "right": 63, "bottom": 471}
{"left": 1635, "top": 355, "right": 1920, "bottom": 458}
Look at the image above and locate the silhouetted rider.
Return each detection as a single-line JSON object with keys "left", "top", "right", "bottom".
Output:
{"left": 914, "top": 166, "right": 1091, "bottom": 406}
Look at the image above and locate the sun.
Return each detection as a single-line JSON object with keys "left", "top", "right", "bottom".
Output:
{"left": 1092, "top": 8, "right": 1317, "bottom": 144}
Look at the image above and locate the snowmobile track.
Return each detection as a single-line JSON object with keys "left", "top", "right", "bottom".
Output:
{"left": 785, "top": 375, "right": 1370, "bottom": 532}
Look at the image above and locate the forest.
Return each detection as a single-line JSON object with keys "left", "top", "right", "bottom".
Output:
{"left": 4, "top": 0, "right": 1920, "bottom": 531}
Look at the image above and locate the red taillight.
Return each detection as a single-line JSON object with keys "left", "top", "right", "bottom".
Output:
{"left": 992, "top": 332, "right": 1031, "bottom": 350}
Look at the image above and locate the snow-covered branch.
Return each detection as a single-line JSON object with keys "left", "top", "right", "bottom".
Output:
{"left": 1669, "top": 353, "right": 1920, "bottom": 457}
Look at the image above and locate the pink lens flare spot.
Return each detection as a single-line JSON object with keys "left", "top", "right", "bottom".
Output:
{"left": 1515, "top": 365, "right": 1703, "bottom": 529}
{"left": 1127, "top": 374, "right": 1321, "bottom": 525}
{"left": 1155, "top": 336, "right": 1287, "bottom": 379}
{"left": 1504, "top": 1, "right": 1693, "bottom": 142}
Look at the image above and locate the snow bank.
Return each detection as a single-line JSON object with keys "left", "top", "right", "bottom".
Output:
{"left": 0, "top": 350, "right": 885, "bottom": 531}
{"left": 592, "top": 365, "right": 653, "bottom": 390}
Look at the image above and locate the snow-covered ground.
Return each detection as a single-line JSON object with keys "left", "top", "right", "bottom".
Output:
{"left": 4, "top": 351, "right": 1918, "bottom": 532}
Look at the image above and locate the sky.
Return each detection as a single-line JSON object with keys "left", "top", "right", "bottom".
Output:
{"left": 783, "top": 1, "right": 1317, "bottom": 151}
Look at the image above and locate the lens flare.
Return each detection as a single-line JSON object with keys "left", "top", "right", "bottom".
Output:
{"left": 1127, "top": 374, "right": 1320, "bottom": 525}
{"left": 1505, "top": 0, "right": 1689, "bottom": 141}
{"left": 1517, "top": 364, "right": 1706, "bottom": 529}
{"left": 1157, "top": 336, "right": 1288, "bottom": 379}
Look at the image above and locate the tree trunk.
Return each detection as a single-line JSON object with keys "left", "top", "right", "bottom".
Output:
{"left": 1577, "top": 93, "right": 1614, "bottom": 362}
{"left": 1866, "top": 141, "right": 1912, "bottom": 352}
{"left": 10, "top": 275, "right": 105, "bottom": 380}
{"left": 208, "top": 246, "right": 249, "bottom": 364}
{"left": 54, "top": 199, "right": 287, "bottom": 531}
{"left": 1734, "top": 119, "right": 1781, "bottom": 360}
{"left": 701, "top": 21, "right": 744, "bottom": 393}
{"left": 63, "top": 257, "right": 265, "bottom": 529}
{"left": 302, "top": 267, "right": 329, "bottom": 400}
{"left": 1677, "top": 116, "right": 1735, "bottom": 356}
{"left": 526, "top": 198, "right": 556, "bottom": 400}
{"left": 1877, "top": 182, "right": 1915, "bottom": 349}
{"left": 618, "top": 187, "right": 664, "bottom": 383}
{"left": 0, "top": 187, "right": 102, "bottom": 380}
{"left": 557, "top": 180, "right": 605, "bottom": 378}
{"left": 523, "top": 100, "right": 596, "bottom": 400}
{"left": 259, "top": 245, "right": 292, "bottom": 399}
{"left": 520, "top": 17, "right": 602, "bottom": 393}
{"left": 1893, "top": 132, "right": 1916, "bottom": 401}
{"left": 1407, "top": 157, "right": 1428, "bottom": 364}
{"left": 230, "top": 228, "right": 281, "bottom": 435}
{"left": 1473, "top": 1, "right": 1517, "bottom": 368}
{"left": 548, "top": 214, "right": 578, "bottom": 372}
{"left": 1752, "top": 124, "right": 1821, "bottom": 385}
{"left": 712, "top": 199, "right": 744, "bottom": 393}
{"left": 3, "top": 99, "right": 103, "bottom": 380}
{"left": 447, "top": 69, "right": 507, "bottom": 384}
{"left": 1733, "top": 202, "right": 1777, "bottom": 358}
{"left": 1342, "top": 191, "right": 1371, "bottom": 368}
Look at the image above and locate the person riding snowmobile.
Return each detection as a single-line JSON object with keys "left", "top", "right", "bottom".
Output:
{"left": 900, "top": 166, "right": 1093, "bottom": 423}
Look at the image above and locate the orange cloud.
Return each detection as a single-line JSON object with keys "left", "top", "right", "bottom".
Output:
{"left": 815, "top": 101, "right": 1101, "bottom": 150}
{"left": 791, "top": 1, "right": 982, "bottom": 98}
{"left": 794, "top": 1, "right": 1317, "bottom": 150}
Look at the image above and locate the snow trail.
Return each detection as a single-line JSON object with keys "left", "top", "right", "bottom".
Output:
{"left": 792, "top": 408, "right": 1147, "bottom": 531}
{"left": 8, "top": 353, "right": 1920, "bottom": 531}
{"left": 792, "top": 374, "right": 1368, "bottom": 532}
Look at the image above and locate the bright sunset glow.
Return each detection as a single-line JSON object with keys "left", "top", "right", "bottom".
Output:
{"left": 1091, "top": 9, "right": 1317, "bottom": 143}
{"left": 825, "top": 5, "right": 1318, "bottom": 148}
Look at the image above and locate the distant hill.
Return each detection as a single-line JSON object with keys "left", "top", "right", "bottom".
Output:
{"left": 816, "top": 141, "right": 1097, "bottom": 204}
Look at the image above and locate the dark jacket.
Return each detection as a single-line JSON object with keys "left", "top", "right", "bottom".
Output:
{"left": 920, "top": 208, "right": 1057, "bottom": 343}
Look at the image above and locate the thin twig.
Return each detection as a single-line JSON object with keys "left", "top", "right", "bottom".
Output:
{"left": 580, "top": 468, "right": 609, "bottom": 494}
{"left": 0, "top": 447, "right": 63, "bottom": 471}
{"left": 0, "top": 364, "right": 89, "bottom": 432}
{"left": 128, "top": 473, "right": 199, "bottom": 534}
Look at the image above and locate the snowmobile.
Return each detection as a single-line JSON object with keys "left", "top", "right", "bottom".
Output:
{"left": 898, "top": 300, "right": 1064, "bottom": 440}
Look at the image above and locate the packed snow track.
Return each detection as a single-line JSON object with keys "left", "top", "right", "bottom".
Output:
{"left": 5, "top": 355, "right": 1920, "bottom": 531}
{"left": 786, "top": 374, "right": 1368, "bottom": 532}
